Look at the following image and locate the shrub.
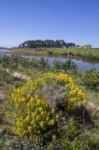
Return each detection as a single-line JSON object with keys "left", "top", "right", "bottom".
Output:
{"left": 78, "top": 129, "right": 99, "bottom": 149}
{"left": 62, "top": 60, "right": 78, "bottom": 74}
{"left": 1, "top": 55, "right": 18, "bottom": 71}
{"left": 38, "top": 57, "right": 49, "bottom": 68}
{"left": 82, "top": 69, "right": 99, "bottom": 90}
{"left": 6, "top": 72, "right": 86, "bottom": 142}
{"left": 53, "top": 60, "right": 63, "bottom": 70}
{"left": 53, "top": 60, "right": 78, "bottom": 74}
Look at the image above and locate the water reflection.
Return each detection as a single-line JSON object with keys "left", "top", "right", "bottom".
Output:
{"left": 23, "top": 55, "right": 99, "bottom": 71}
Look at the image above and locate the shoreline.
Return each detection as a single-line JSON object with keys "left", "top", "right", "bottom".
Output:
{"left": 10, "top": 48, "right": 99, "bottom": 63}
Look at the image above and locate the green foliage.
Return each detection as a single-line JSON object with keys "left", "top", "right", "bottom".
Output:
{"left": 53, "top": 60, "right": 78, "bottom": 74}
{"left": 0, "top": 55, "right": 79, "bottom": 75}
{"left": 38, "top": 57, "right": 49, "bottom": 68}
{"left": 19, "top": 40, "right": 76, "bottom": 48}
{"left": 0, "top": 55, "right": 49, "bottom": 72}
{"left": 0, "top": 68, "right": 12, "bottom": 83}
{"left": 53, "top": 60, "right": 63, "bottom": 70}
{"left": 62, "top": 60, "right": 78, "bottom": 73}
{"left": 60, "top": 118, "right": 79, "bottom": 150}
{"left": 82, "top": 69, "right": 99, "bottom": 90}
{"left": 78, "top": 129, "right": 99, "bottom": 150}
{"left": 0, "top": 55, "right": 18, "bottom": 71}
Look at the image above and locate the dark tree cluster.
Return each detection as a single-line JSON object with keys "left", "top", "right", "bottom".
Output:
{"left": 19, "top": 40, "right": 76, "bottom": 48}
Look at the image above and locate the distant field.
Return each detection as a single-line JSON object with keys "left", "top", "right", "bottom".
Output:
{"left": 11, "top": 48, "right": 99, "bottom": 59}
{"left": 11, "top": 48, "right": 49, "bottom": 55}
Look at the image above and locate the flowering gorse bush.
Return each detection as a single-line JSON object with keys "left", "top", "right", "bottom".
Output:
{"left": 6, "top": 72, "right": 86, "bottom": 140}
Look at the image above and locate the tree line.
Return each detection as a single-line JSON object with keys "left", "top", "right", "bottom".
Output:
{"left": 19, "top": 40, "right": 76, "bottom": 48}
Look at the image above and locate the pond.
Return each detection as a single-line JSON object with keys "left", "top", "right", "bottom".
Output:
{"left": 0, "top": 49, "right": 99, "bottom": 71}
{"left": 24, "top": 55, "right": 99, "bottom": 71}
{"left": 0, "top": 48, "right": 10, "bottom": 54}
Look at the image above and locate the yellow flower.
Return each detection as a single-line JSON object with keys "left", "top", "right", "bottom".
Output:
{"left": 41, "top": 111, "right": 44, "bottom": 116}
{"left": 37, "top": 99, "right": 41, "bottom": 105}
{"left": 51, "top": 108, "right": 55, "bottom": 113}
{"left": 31, "top": 120, "right": 34, "bottom": 125}
{"left": 21, "top": 98, "right": 25, "bottom": 102}
{"left": 46, "top": 116, "right": 50, "bottom": 121}
{"left": 6, "top": 72, "right": 86, "bottom": 139}
{"left": 52, "top": 134, "right": 57, "bottom": 140}
{"left": 31, "top": 112, "right": 34, "bottom": 117}
{"left": 28, "top": 126, "right": 32, "bottom": 132}
{"left": 49, "top": 119, "right": 55, "bottom": 126}
{"left": 55, "top": 114, "right": 59, "bottom": 120}
{"left": 26, "top": 103, "right": 30, "bottom": 107}
{"left": 40, "top": 121, "right": 45, "bottom": 128}
{"left": 25, "top": 115, "right": 30, "bottom": 122}
{"left": 38, "top": 107, "right": 43, "bottom": 112}
{"left": 36, "top": 115, "right": 40, "bottom": 121}
{"left": 30, "top": 97, "right": 34, "bottom": 102}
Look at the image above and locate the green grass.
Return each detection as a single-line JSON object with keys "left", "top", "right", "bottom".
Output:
{"left": 11, "top": 48, "right": 48, "bottom": 55}
{"left": 11, "top": 47, "right": 99, "bottom": 58}
{"left": 17, "top": 66, "right": 45, "bottom": 79}
{"left": 0, "top": 69, "right": 25, "bottom": 149}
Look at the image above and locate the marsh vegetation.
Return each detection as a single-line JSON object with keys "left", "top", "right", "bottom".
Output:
{"left": 11, "top": 47, "right": 99, "bottom": 62}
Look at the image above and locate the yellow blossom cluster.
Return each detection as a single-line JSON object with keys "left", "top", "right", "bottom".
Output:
{"left": 6, "top": 72, "right": 86, "bottom": 139}
{"left": 7, "top": 95, "right": 58, "bottom": 138}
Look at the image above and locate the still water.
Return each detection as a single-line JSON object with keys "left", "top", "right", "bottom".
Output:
{"left": 0, "top": 49, "right": 99, "bottom": 71}
{"left": 0, "top": 48, "right": 10, "bottom": 54}
{"left": 24, "top": 55, "right": 99, "bottom": 71}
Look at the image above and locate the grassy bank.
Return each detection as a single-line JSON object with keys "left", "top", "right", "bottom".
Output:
{"left": 11, "top": 48, "right": 99, "bottom": 62}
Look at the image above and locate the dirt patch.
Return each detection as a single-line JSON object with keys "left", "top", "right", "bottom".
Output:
{"left": 87, "top": 101, "right": 99, "bottom": 112}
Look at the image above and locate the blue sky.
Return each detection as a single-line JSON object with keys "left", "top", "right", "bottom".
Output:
{"left": 0, "top": 0, "right": 99, "bottom": 47}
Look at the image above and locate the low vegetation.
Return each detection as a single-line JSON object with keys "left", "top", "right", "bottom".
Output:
{"left": 0, "top": 55, "right": 99, "bottom": 149}
{"left": 81, "top": 69, "right": 99, "bottom": 90}
{"left": 11, "top": 48, "right": 99, "bottom": 62}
